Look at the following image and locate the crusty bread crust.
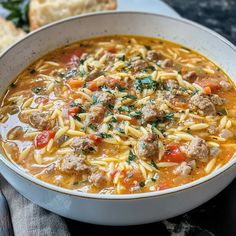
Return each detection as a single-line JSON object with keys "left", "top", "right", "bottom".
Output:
{"left": 29, "top": 0, "right": 117, "bottom": 31}
{"left": 0, "top": 17, "right": 26, "bottom": 53}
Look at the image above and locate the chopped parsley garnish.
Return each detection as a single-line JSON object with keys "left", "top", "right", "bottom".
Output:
{"left": 65, "top": 68, "right": 78, "bottom": 79}
{"left": 118, "top": 55, "right": 125, "bottom": 61}
{"left": 78, "top": 68, "right": 86, "bottom": 77}
{"left": 111, "top": 116, "right": 117, "bottom": 123}
{"left": 217, "top": 108, "right": 228, "bottom": 116}
{"left": 81, "top": 146, "right": 95, "bottom": 155}
{"left": 122, "top": 95, "right": 137, "bottom": 100}
{"left": 134, "top": 76, "right": 158, "bottom": 92}
{"left": 98, "top": 133, "right": 112, "bottom": 139}
{"left": 150, "top": 160, "right": 158, "bottom": 170}
{"left": 116, "top": 84, "right": 126, "bottom": 92}
{"left": 88, "top": 124, "right": 97, "bottom": 131}
{"left": 32, "top": 86, "right": 42, "bottom": 94}
{"left": 108, "top": 123, "right": 113, "bottom": 129}
{"left": 118, "top": 105, "right": 130, "bottom": 112}
{"left": 151, "top": 178, "right": 157, "bottom": 182}
{"left": 74, "top": 114, "right": 81, "bottom": 121}
{"left": 144, "top": 45, "right": 151, "bottom": 50}
{"left": 80, "top": 59, "right": 86, "bottom": 65}
{"left": 130, "top": 111, "right": 142, "bottom": 118}
{"left": 163, "top": 113, "right": 174, "bottom": 122}
{"left": 70, "top": 102, "right": 85, "bottom": 113}
{"left": 127, "top": 150, "right": 137, "bottom": 164}
{"left": 139, "top": 182, "right": 145, "bottom": 188}
{"left": 92, "top": 94, "right": 98, "bottom": 104}
{"left": 108, "top": 104, "right": 114, "bottom": 110}
{"left": 116, "top": 127, "right": 125, "bottom": 134}
{"left": 192, "top": 90, "right": 199, "bottom": 96}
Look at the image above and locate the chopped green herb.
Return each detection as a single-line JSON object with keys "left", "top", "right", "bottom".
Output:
{"left": 150, "top": 160, "right": 158, "bottom": 170}
{"left": 32, "top": 86, "right": 42, "bottom": 94}
{"left": 116, "top": 127, "right": 125, "bottom": 134}
{"left": 192, "top": 90, "right": 199, "bottom": 96}
{"left": 122, "top": 95, "right": 137, "bottom": 100}
{"left": 180, "top": 87, "right": 188, "bottom": 92}
{"left": 163, "top": 113, "right": 174, "bottom": 122}
{"left": 88, "top": 124, "right": 97, "bottom": 131}
{"left": 127, "top": 150, "right": 137, "bottom": 164}
{"left": 134, "top": 76, "right": 158, "bottom": 92}
{"left": 80, "top": 59, "right": 86, "bottom": 65}
{"left": 108, "top": 104, "right": 114, "bottom": 110}
{"left": 144, "top": 45, "right": 151, "bottom": 50}
{"left": 108, "top": 123, "right": 113, "bottom": 130}
{"left": 66, "top": 68, "right": 77, "bottom": 79}
{"left": 139, "top": 182, "right": 145, "bottom": 187}
{"left": 99, "top": 133, "right": 112, "bottom": 139}
{"left": 130, "top": 111, "right": 142, "bottom": 118}
{"left": 111, "top": 116, "right": 117, "bottom": 123}
{"left": 118, "top": 105, "right": 130, "bottom": 112}
{"left": 116, "top": 84, "right": 126, "bottom": 92}
{"left": 151, "top": 178, "right": 157, "bottom": 182}
{"left": 217, "top": 108, "right": 228, "bottom": 116}
{"left": 92, "top": 94, "right": 98, "bottom": 104}
{"left": 78, "top": 68, "right": 86, "bottom": 77}
{"left": 118, "top": 55, "right": 125, "bottom": 61}
{"left": 73, "top": 180, "right": 89, "bottom": 185}
{"left": 74, "top": 114, "right": 81, "bottom": 121}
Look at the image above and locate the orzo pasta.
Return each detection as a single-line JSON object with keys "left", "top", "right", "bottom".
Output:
{"left": 0, "top": 35, "right": 236, "bottom": 194}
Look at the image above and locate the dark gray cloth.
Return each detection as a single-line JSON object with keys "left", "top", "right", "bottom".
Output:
{"left": 0, "top": 176, "right": 70, "bottom": 236}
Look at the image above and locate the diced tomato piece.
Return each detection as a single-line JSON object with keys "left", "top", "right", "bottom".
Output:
{"left": 68, "top": 79, "right": 84, "bottom": 88}
{"left": 68, "top": 107, "right": 80, "bottom": 117}
{"left": 203, "top": 86, "right": 212, "bottom": 95}
{"left": 87, "top": 81, "right": 99, "bottom": 91}
{"left": 197, "top": 79, "right": 221, "bottom": 93}
{"left": 61, "top": 48, "right": 85, "bottom": 65}
{"left": 35, "top": 130, "right": 55, "bottom": 149}
{"left": 123, "top": 170, "right": 144, "bottom": 189}
{"left": 88, "top": 134, "right": 102, "bottom": 145}
{"left": 107, "top": 47, "right": 116, "bottom": 54}
{"left": 35, "top": 97, "right": 48, "bottom": 104}
{"left": 103, "top": 77, "right": 126, "bottom": 89}
{"left": 110, "top": 169, "right": 118, "bottom": 179}
{"left": 158, "top": 183, "right": 170, "bottom": 190}
{"left": 162, "top": 143, "right": 186, "bottom": 163}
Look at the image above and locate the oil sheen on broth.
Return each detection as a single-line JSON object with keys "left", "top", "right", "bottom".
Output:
{"left": 0, "top": 36, "right": 236, "bottom": 194}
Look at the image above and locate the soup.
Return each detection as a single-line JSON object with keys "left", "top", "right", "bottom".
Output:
{"left": 0, "top": 36, "right": 236, "bottom": 194}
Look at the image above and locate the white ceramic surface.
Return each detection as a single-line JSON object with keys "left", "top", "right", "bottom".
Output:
{"left": 0, "top": 12, "right": 236, "bottom": 225}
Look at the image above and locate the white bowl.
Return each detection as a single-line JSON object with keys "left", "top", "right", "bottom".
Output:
{"left": 0, "top": 12, "right": 236, "bottom": 225}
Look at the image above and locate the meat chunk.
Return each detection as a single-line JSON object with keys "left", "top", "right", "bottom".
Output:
{"left": 142, "top": 102, "right": 165, "bottom": 123}
{"left": 146, "top": 50, "right": 163, "bottom": 61}
{"left": 187, "top": 137, "right": 209, "bottom": 162}
{"left": 29, "top": 112, "right": 51, "bottom": 130}
{"left": 208, "top": 123, "right": 218, "bottom": 135}
{"left": 220, "top": 80, "right": 233, "bottom": 91}
{"left": 209, "top": 94, "right": 225, "bottom": 106}
{"left": 61, "top": 154, "right": 90, "bottom": 174}
{"left": 173, "top": 162, "right": 192, "bottom": 176}
{"left": 190, "top": 93, "right": 216, "bottom": 116}
{"left": 183, "top": 71, "right": 197, "bottom": 83}
{"left": 137, "top": 134, "right": 159, "bottom": 159}
{"left": 7, "top": 126, "right": 24, "bottom": 140}
{"left": 133, "top": 59, "right": 149, "bottom": 72}
{"left": 89, "top": 171, "right": 107, "bottom": 188}
{"left": 56, "top": 135, "right": 70, "bottom": 147}
{"left": 86, "top": 69, "right": 103, "bottom": 81}
{"left": 161, "top": 59, "right": 173, "bottom": 68}
{"left": 72, "top": 137, "right": 98, "bottom": 154}
{"left": 95, "top": 91, "right": 116, "bottom": 106}
{"left": 85, "top": 104, "right": 106, "bottom": 125}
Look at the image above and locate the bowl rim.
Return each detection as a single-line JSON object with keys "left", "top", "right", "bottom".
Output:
{"left": 0, "top": 11, "right": 236, "bottom": 200}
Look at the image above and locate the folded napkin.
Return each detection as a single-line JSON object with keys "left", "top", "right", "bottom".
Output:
{"left": 0, "top": 176, "right": 71, "bottom": 236}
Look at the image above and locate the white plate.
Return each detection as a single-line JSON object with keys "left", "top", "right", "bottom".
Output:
{"left": 117, "top": 0, "right": 180, "bottom": 18}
